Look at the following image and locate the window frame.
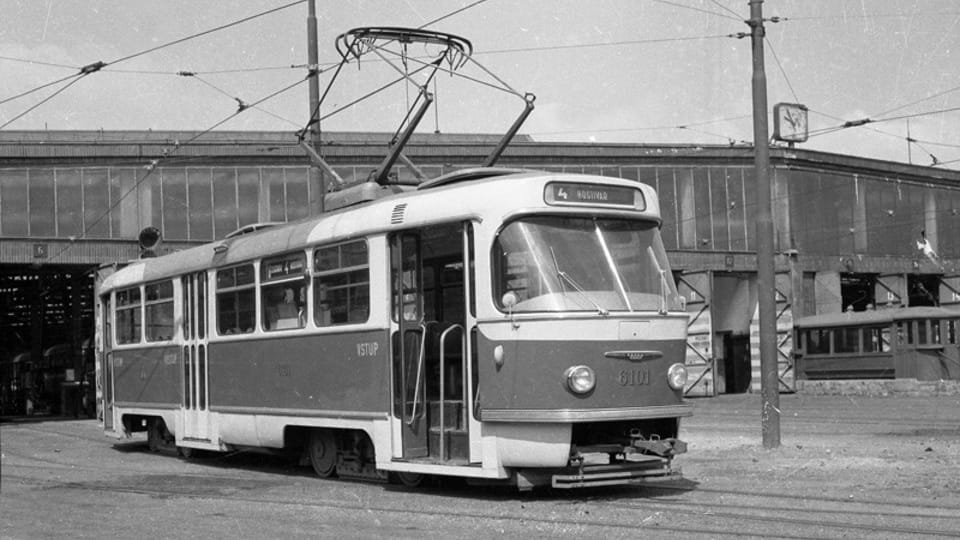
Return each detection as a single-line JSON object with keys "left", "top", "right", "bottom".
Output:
{"left": 261, "top": 251, "right": 308, "bottom": 332}
{"left": 313, "top": 239, "right": 370, "bottom": 327}
{"left": 144, "top": 280, "right": 175, "bottom": 342}
{"left": 115, "top": 286, "right": 143, "bottom": 345}
{"left": 215, "top": 264, "right": 257, "bottom": 336}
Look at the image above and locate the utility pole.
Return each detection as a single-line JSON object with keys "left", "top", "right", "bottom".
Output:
{"left": 748, "top": 0, "right": 780, "bottom": 449}
{"left": 307, "top": 0, "right": 324, "bottom": 213}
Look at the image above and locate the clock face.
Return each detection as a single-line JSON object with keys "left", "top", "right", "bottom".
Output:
{"left": 774, "top": 103, "right": 808, "bottom": 142}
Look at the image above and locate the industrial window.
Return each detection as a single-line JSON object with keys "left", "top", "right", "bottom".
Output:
{"left": 314, "top": 240, "right": 369, "bottom": 326}
{"left": 216, "top": 264, "right": 256, "bottom": 335}
{"left": 116, "top": 287, "right": 142, "bottom": 345}
{"left": 145, "top": 281, "right": 175, "bottom": 342}
{"left": 261, "top": 252, "right": 306, "bottom": 331}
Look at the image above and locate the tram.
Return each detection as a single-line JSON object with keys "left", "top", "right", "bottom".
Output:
{"left": 95, "top": 168, "right": 692, "bottom": 490}
{"left": 794, "top": 306, "right": 960, "bottom": 381}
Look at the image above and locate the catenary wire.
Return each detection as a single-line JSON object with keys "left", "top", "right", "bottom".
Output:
{"left": 764, "top": 38, "right": 800, "bottom": 104}
{"left": 0, "top": 75, "right": 88, "bottom": 129}
{"left": 0, "top": 0, "right": 307, "bottom": 127}
{"left": 651, "top": 0, "right": 743, "bottom": 22}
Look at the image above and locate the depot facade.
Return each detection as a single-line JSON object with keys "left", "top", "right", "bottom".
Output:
{"left": 2, "top": 129, "right": 959, "bottom": 400}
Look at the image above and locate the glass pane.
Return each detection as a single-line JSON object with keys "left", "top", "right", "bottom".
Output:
{"left": 493, "top": 217, "right": 680, "bottom": 313}
{"left": 110, "top": 169, "right": 139, "bottom": 239}
{"left": 117, "top": 306, "right": 142, "bottom": 344}
{"left": 264, "top": 168, "right": 285, "bottom": 222}
{"left": 213, "top": 168, "right": 238, "bottom": 239}
{"left": 57, "top": 169, "right": 83, "bottom": 237}
{"left": 655, "top": 169, "right": 678, "bottom": 250}
{"left": 145, "top": 302, "right": 174, "bottom": 341}
{"left": 285, "top": 168, "right": 309, "bottom": 221}
{"left": 728, "top": 169, "right": 747, "bottom": 251}
{"left": 1, "top": 169, "right": 28, "bottom": 236}
{"left": 237, "top": 168, "right": 260, "bottom": 227}
{"left": 83, "top": 169, "right": 110, "bottom": 238}
{"left": 262, "top": 281, "right": 306, "bottom": 331}
{"left": 835, "top": 327, "right": 860, "bottom": 353}
{"left": 29, "top": 169, "right": 56, "bottom": 236}
{"left": 262, "top": 252, "right": 306, "bottom": 282}
{"left": 710, "top": 168, "right": 729, "bottom": 251}
{"left": 676, "top": 168, "right": 696, "bottom": 249}
{"left": 217, "top": 289, "right": 255, "bottom": 334}
{"left": 162, "top": 169, "right": 187, "bottom": 240}
{"left": 188, "top": 169, "right": 213, "bottom": 241}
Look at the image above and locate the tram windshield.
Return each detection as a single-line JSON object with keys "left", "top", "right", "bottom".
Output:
{"left": 494, "top": 216, "right": 682, "bottom": 313}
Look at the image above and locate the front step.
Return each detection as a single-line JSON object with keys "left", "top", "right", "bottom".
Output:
{"left": 427, "top": 400, "right": 464, "bottom": 430}
{"left": 428, "top": 427, "right": 469, "bottom": 461}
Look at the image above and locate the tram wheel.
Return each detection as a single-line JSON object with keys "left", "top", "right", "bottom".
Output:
{"left": 308, "top": 430, "right": 338, "bottom": 478}
{"left": 147, "top": 418, "right": 173, "bottom": 452}
{"left": 391, "top": 471, "right": 424, "bottom": 487}
{"left": 147, "top": 419, "right": 166, "bottom": 452}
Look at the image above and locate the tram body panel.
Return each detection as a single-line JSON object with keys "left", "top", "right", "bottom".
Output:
{"left": 207, "top": 330, "right": 390, "bottom": 413}
{"left": 111, "top": 346, "right": 181, "bottom": 408}
{"left": 475, "top": 319, "right": 689, "bottom": 414}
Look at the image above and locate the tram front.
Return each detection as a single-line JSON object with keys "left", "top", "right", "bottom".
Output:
{"left": 476, "top": 179, "right": 691, "bottom": 489}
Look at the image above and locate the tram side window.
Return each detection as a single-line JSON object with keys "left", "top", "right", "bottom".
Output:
{"left": 806, "top": 328, "right": 831, "bottom": 355}
{"left": 262, "top": 252, "right": 307, "bottom": 331}
{"left": 217, "top": 265, "right": 256, "bottom": 335}
{"left": 145, "top": 280, "right": 174, "bottom": 341}
{"left": 863, "top": 327, "right": 890, "bottom": 353}
{"left": 834, "top": 327, "right": 860, "bottom": 353}
{"left": 314, "top": 240, "right": 369, "bottom": 326}
{"left": 116, "top": 287, "right": 142, "bottom": 345}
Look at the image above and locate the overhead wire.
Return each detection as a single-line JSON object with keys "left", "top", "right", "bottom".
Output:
{"left": 106, "top": 0, "right": 306, "bottom": 66}
{"left": 529, "top": 114, "right": 752, "bottom": 137}
{"left": 179, "top": 72, "right": 302, "bottom": 128}
{"left": 708, "top": 0, "right": 744, "bottom": 21}
{"left": 0, "top": 55, "right": 77, "bottom": 70}
{"left": 0, "top": 0, "right": 307, "bottom": 128}
{"left": 0, "top": 75, "right": 88, "bottom": 130}
{"left": 474, "top": 34, "right": 735, "bottom": 56}
{"left": 651, "top": 0, "right": 743, "bottom": 22}
{"left": 764, "top": 38, "right": 800, "bottom": 105}
{"left": 44, "top": 74, "right": 311, "bottom": 265}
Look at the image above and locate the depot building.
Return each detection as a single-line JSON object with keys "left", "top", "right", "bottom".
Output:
{"left": 2, "top": 129, "right": 959, "bottom": 413}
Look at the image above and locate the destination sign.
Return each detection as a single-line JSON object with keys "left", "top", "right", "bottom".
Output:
{"left": 544, "top": 182, "right": 645, "bottom": 210}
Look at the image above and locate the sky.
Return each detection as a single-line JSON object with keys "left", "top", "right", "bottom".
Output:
{"left": 1, "top": 0, "right": 959, "bottom": 169}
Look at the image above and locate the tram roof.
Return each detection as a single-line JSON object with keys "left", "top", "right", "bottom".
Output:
{"left": 794, "top": 306, "right": 960, "bottom": 328}
{"left": 99, "top": 169, "right": 660, "bottom": 292}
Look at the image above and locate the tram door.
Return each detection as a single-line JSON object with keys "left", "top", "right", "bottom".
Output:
{"left": 181, "top": 273, "right": 210, "bottom": 442}
{"left": 101, "top": 295, "right": 115, "bottom": 431}
{"left": 391, "top": 223, "right": 473, "bottom": 462}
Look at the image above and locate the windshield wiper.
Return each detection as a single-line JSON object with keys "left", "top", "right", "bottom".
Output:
{"left": 550, "top": 247, "right": 609, "bottom": 316}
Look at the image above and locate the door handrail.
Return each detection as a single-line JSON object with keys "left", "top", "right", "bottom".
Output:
{"left": 438, "top": 324, "right": 464, "bottom": 460}
{"left": 406, "top": 322, "right": 429, "bottom": 426}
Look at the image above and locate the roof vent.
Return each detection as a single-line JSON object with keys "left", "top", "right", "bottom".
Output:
{"left": 391, "top": 203, "right": 408, "bottom": 225}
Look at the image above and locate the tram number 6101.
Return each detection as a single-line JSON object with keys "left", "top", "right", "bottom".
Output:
{"left": 618, "top": 368, "right": 650, "bottom": 386}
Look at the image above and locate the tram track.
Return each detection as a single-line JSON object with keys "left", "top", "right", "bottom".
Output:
{"left": 6, "top": 464, "right": 959, "bottom": 539}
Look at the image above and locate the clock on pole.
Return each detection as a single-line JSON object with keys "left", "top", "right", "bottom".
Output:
{"left": 773, "top": 102, "right": 808, "bottom": 143}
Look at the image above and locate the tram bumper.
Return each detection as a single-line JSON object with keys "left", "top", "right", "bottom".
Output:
{"left": 551, "top": 458, "right": 681, "bottom": 489}
{"left": 550, "top": 436, "right": 686, "bottom": 489}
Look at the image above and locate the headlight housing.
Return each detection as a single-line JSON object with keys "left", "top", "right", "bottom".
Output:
{"left": 667, "top": 363, "right": 688, "bottom": 390}
{"left": 565, "top": 365, "right": 596, "bottom": 394}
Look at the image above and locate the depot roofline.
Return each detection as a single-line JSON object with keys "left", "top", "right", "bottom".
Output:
{"left": 1, "top": 129, "right": 958, "bottom": 186}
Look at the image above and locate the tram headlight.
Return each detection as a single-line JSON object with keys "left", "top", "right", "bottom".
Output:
{"left": 565, "top": 365, "right": 596, "bottom": 394}
{"left": 667, "top": 363, "right": 688, "bottom": 390}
